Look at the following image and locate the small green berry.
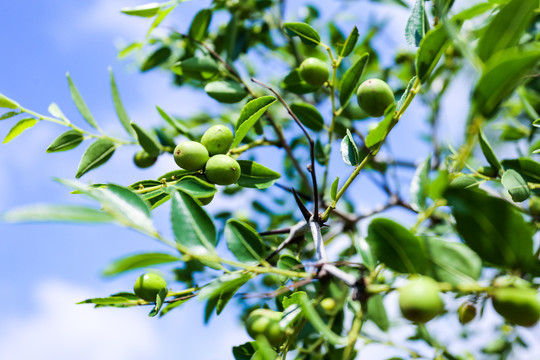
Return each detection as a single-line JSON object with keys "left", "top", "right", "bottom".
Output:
{"left": 133, "top": 150, "right": 157, "bottom": 168}
{"left": 356, "top": 78, "right": 395, "bottom": 117}
{"left": 458, "top": 301, "right": 477, "bottom": 324}
{"left": 399, "top": 277, "right": 444, "bottom": 323}
{"left": 299, "top": 57, "right": 329, "bottom": 87}
{"left": 133, "top": 273, "right": 168, "bottom": 302}
{"left": 205, "top": 154, "right": 241, "bottom": 185}
{"left": 173, "top": 141, "right": 209, "bottom": 171}
{"left": 246, "top": 309, "right": 286, "bottom": 347}
{"left": 320, "top": 298, "right": 336, "bottom": 313}
{"left": 201, "top": 125, "right": 234, "bottom": 155}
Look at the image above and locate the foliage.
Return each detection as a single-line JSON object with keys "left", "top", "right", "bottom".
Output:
{"left": 2, "top": 0, "right": 540, "bottom": 358}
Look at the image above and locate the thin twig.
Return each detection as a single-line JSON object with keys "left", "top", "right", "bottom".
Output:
{"left": 264, "top": 221, "right": 309, "bottom": 262}
{"left": 251, "top": 77, "right": 320, "bottom": 220}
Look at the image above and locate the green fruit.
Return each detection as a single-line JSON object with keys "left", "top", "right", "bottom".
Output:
{"left": 458, "top": 301, "right": 477, "bottom": 324}
{"left": 529, "top": 196, "right": 540, "bottom": 217}
{"left": 356, "top": 78, "right": 395, "bottom": 117}
{"left": 133, "top": 273, "right": 168, "bottom": 302}
{"left": 173, "top": 141, "right": 209, "bottom": 171}
{"left": 492, "top": 288, "right": 540, "bottom": 327}
{"left": 320, "top": 298, "right": 336, "bottom": 313}
{"left": 477, "top": 166, "right": 498, "bottom": 177}
{"left": 399, "top": 277, "right": 444, "bottom": 323}
{"left": 299, "top": 57, "right": 329, "bottom": 87}
{"left": 201, "top": 125, "right": 234, "bottom": 155}
{"left": 246, "top": 309, "right": 286, "bottom": 347}
{"left": 204, "top": 154, "right": 241, "bottom": 185}
{"left": 133, "top": 150, "right": 157, "bottom": 168}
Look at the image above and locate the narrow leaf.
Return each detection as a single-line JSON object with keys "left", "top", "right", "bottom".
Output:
{"left": 121, "top": 2, "right": 162, "bottom": 17}
{"left": 283, "top": 22, "right": 320, "bottom": 47}
{"left": 76, "top": 139, "right": 116, "bottom": 178}
{"left": 109, "top": 68, "right": 135, "bottom": 137}
{"left": 0, "top": 111, "right": 19, "bottom": 120}
{"left": 340, "top": 129, "right": 359, "bottom": 166}
{"left": 339, "top": 53, "right": 369, "bottom": 106}
{"left": 189, "top": 9, "right": 212, "bottom": 41}
{"left": 236, "top": 160, "right": 281, "bottom": 189}
{"left": 405, "top": 0, "right": 428, "bottom": 47}
{"left": 102, "top": 252, "right": 180, "bottom": 277}
{"left": 67, "top": 73, "right": 99, "bottom": 129}
{"left": 501, "top": 158, "right": 540, "bottom": 184}
{"left": 330, "top": 177, "right": 339, "bottom": 201}
{"left": 0, "top": 93, "right": 20, "bottom": 109}
{"left": 281, "top": 69, "right": 319, "bottom": 94}
{"left": 366, "top": 295, "right": 389, "bottom": 332}
{"left": 410, "top": 154, "right": 431, "bottom": 212}
{"left": 46, "top": 130, "right": 84, "bottom": 153}
{"left": 289, "top": 103, "right": 324, "bottom": 131}
{"left": 156, "top": 106, "right": 195, "bottom": 140}
{"left": 131, "top": 122, "right": 160, "bottom": 156}
{"left": 232, "top": 96, "right": 276, "bottom": 148}
{"left": 4, "top": 204, "right": 114, "bottom": 223}
{"left": 478, "top": 130, "right": 501, "bottom": 170}
{"left": 205, "top": 81, "right": 247, "bottom": 104}
{"left": 3, "top": 118, "right": 37, "bottom": 144}
{"left": 225, "top": 219, "right": 266, "bottom": 264}
{"left": 340, "top": 26, "right": 359, "bottom": 58}
{"left": 365, "top": 103, "right": 397, "bottom": 150}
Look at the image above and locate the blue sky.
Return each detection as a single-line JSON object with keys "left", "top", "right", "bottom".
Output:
{"left": 1, "top": 0, "right": 538, "bottom": 359}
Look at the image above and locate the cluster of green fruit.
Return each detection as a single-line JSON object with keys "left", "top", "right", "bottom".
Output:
{"left": 174, "top": 124, "right": 241, "bottom": 186}
{"left": 245, "top": 308, "right": 287, "bottom": 348}
{"left": 398, "top": 276, "right": 540, "bottom": 327}
{"left": 299, "top": 57, "right": 394, "bottom": 117}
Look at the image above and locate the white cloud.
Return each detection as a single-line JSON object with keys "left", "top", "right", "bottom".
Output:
{"left": 0, "top": 280, "right": 161, "bottom": 360}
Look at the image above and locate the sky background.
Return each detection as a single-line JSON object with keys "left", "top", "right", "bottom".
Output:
{"left": 0, "top": 0, "right": 538, "bottom": 359}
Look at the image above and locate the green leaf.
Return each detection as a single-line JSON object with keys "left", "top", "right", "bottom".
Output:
{"left": 232, "top": 96, "right": 276, "bottom": 148}
{"left": 410, "top": 154, "right": 431, "bottom": 212}
{"left": 141, "top": 47, "right": 171, "bottom": 72}
{"left": 109, "top": 68, "right": 135, "bottom": 137}
{"left": 3, "top": 118, "right": 37, "bottom": 144}
{"left": 236, "top": 160, "right": 281, "bottom": 189}
{"left": 365, "top": 103, "right": 397, "bottom": 150}
{"left": 366, "top": 218, "right": 427, "bottom": 274}
{"left": 148, "top": 288, "right": 167, "bottom": 317}
{"left": 188, "top": 9, "right": 212, "bottom": 41}
{"left": 232, "top": 342, "right": 256, "bottom": 360}
{"left": 405, "top": 0, "right": 428, "bottom": 47}
{"left": 396, "top": 76, "right": 418, "bottom": 112}
{"left": 478, "top": 130, "right": 501, "bottom": 170}
{"left": 366, "top": 295, "right": 389, "bottom": 332}
{"left": 171, "top": 189, "right": 217, "bottom": 256}
{"left": 0, "top": 93, "right": 20, "bottom": 109}
{"left": 283, "top": 22, "right": 320, "bottom": 47}
{"left": 173, "top": 176, "right": 217, "bottom": 198}
{"left": 204, "top": 81, "right": 248, "bottom": 104}
{"left": 172, "top": 56, "right": 220, "bottom": 81}
{"left": 159, "top": 297, "right": 190, "bottom": 317}
{"left": 339, "top": 26, "right": 359, "bottom": 58}
{"left": 155, "top": 106, "right": 195, "bottom": 140}
{"left": 473, "top": 43, "right": 540, "bottom": 118}
{"left": 102, "top": 252, "right": 180, "bottom": 277}
{"left": 422, "top": 238, "right": 482, "bottom": 286}
{"left": 533, "top": 119, "right": 540, "bottom": 128}
{"left": 121, "top": 2, "right": 162, "bottom": 17}
{"left": 501, "top": 169, "right": 530, "bottom": 203}
{"left": 340, "top": 129, "right": 359, "bottom": 166}
{"left": 501, "top": 158, "right": 540, "bottom": 183}
{"left": 48, "top": 103, "right": 67, "bottom": 121}
{"left": 0, "top": 111, "right": 20, "bottom": 120}
{"left": 130, "top": 122, "right": 160, "bottom": 156}
{"left": 46, "top": 130, "right": 84, "bottom": 153}
{"left": 57, "top": 180, "right": 156, "bottom": 236}
{"left": 416, "top": 21, "right": 461, "bottom": 83}
{"left": 66, "top": 73, "right": 99, "bottom": 129}
{"left": 77, "top": 296, "right": 134, "bottom": 305}
{"left": 444, "top": 188, "right": 534, "bottom": 270}
{"left": 225, "top": 219, "right": 266, "bottom": 264}
{"left": 330, "top": 177, "right": 339, "bottom": 201}
{"left": 339, "top": 53, "right": 369, "bottom": 106}
{"left": 3, "top": 204, "right": 114, "bottom": 223}
{"left": 289, "top": 102, "right": 324, "bottom": 131}
{"left": 277, "top": 254, "right": 302, "bottom": 283}
{"left": 146, "top": 5, "right": 176, "bottom": 37}
{"left": 281, "top": 69, "right": 319, "bottom": 94}
{"left": 75, "top": 139, "right": 116, "bottom": 178}
{"left": 198, "top": 273, "right": 252, "bottom": 316}
{"left": 476, "top": 0, "right": 537, "bottom": 63}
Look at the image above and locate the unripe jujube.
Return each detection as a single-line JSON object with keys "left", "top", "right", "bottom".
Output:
{"left": 205, "top": 154, "right": 241, "bottom": 185}
{"left": 201, "top": 124, "right": 234, "bottom": 155}
{"left": 399, "top": 277, "right": 444, "bottom": 323}
{"left": 174, "top": 141, "right": 209, "bottom": 171}
{"left": 492, "top": 287, "right": 540, "bottom": 327}
{"left": 356, "top": 78, "right": 395, "bottom": 117}
{"left": 133, "top": 150, "right": 157, "bottom": 168}
{"left": 458, "top": 301, "right": 477, "bottom": 324}
{"left": 133, "top": 273, "right": 168, "bottom": 302}
{"left": 299, "top": 57, "right": 329, "bottom": 87}
{"left": 246, "top": 309, "right": 286, "bottom": 347}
